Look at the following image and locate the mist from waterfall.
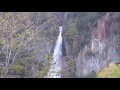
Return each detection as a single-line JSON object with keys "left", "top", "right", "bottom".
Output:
{"left": 47, "top": 26, "right": 63, "bottom": 78}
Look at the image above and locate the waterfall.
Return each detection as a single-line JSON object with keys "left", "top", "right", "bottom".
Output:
{"left": 47, "top": 26, "right": 63, "bottom": 78}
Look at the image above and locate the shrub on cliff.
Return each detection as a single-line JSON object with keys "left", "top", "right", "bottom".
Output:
{"left": 116, "top": 44, "right": 120, "bottom": 55}
{"left": 86, "top": 47, "right": 96, "bottom": 56}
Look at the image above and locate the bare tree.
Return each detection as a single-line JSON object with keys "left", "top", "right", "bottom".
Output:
{"left": 0, "top": 12, "right": 56, "bottom": 78}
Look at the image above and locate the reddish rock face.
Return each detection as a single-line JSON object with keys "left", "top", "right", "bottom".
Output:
{"left": 92, "top": 13, "right": 113, "bottom": 41}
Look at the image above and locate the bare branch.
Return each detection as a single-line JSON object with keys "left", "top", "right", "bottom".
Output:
{"left": 5, "top": 34, "right": 26, "bottom": 77}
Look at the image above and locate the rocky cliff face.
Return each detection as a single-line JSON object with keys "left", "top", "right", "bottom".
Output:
{"left": 75, "top": 13, "right": 120, "bottom": 77}
{"left": 60, "top": 12, "right": 120, "bottom": 78}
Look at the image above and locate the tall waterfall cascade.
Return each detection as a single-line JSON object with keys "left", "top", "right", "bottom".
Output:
{"left": 47, "top": 26, "right": 63, "bottom": 78}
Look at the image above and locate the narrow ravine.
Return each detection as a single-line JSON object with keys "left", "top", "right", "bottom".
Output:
{"left": 47, "top": 26, "right": 63, "bottom": 78}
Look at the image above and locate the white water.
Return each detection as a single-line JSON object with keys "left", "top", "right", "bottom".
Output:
{"left": 47, "top": 26, "right": 63, "bottom": 78}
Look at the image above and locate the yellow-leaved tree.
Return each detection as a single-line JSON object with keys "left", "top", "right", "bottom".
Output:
{"left": 97, "top": 62, "right": 120, "bottom": 78}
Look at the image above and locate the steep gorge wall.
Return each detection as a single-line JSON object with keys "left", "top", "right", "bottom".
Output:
{"left": 75, "top": 13, "right": 120, "bottom": 77}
